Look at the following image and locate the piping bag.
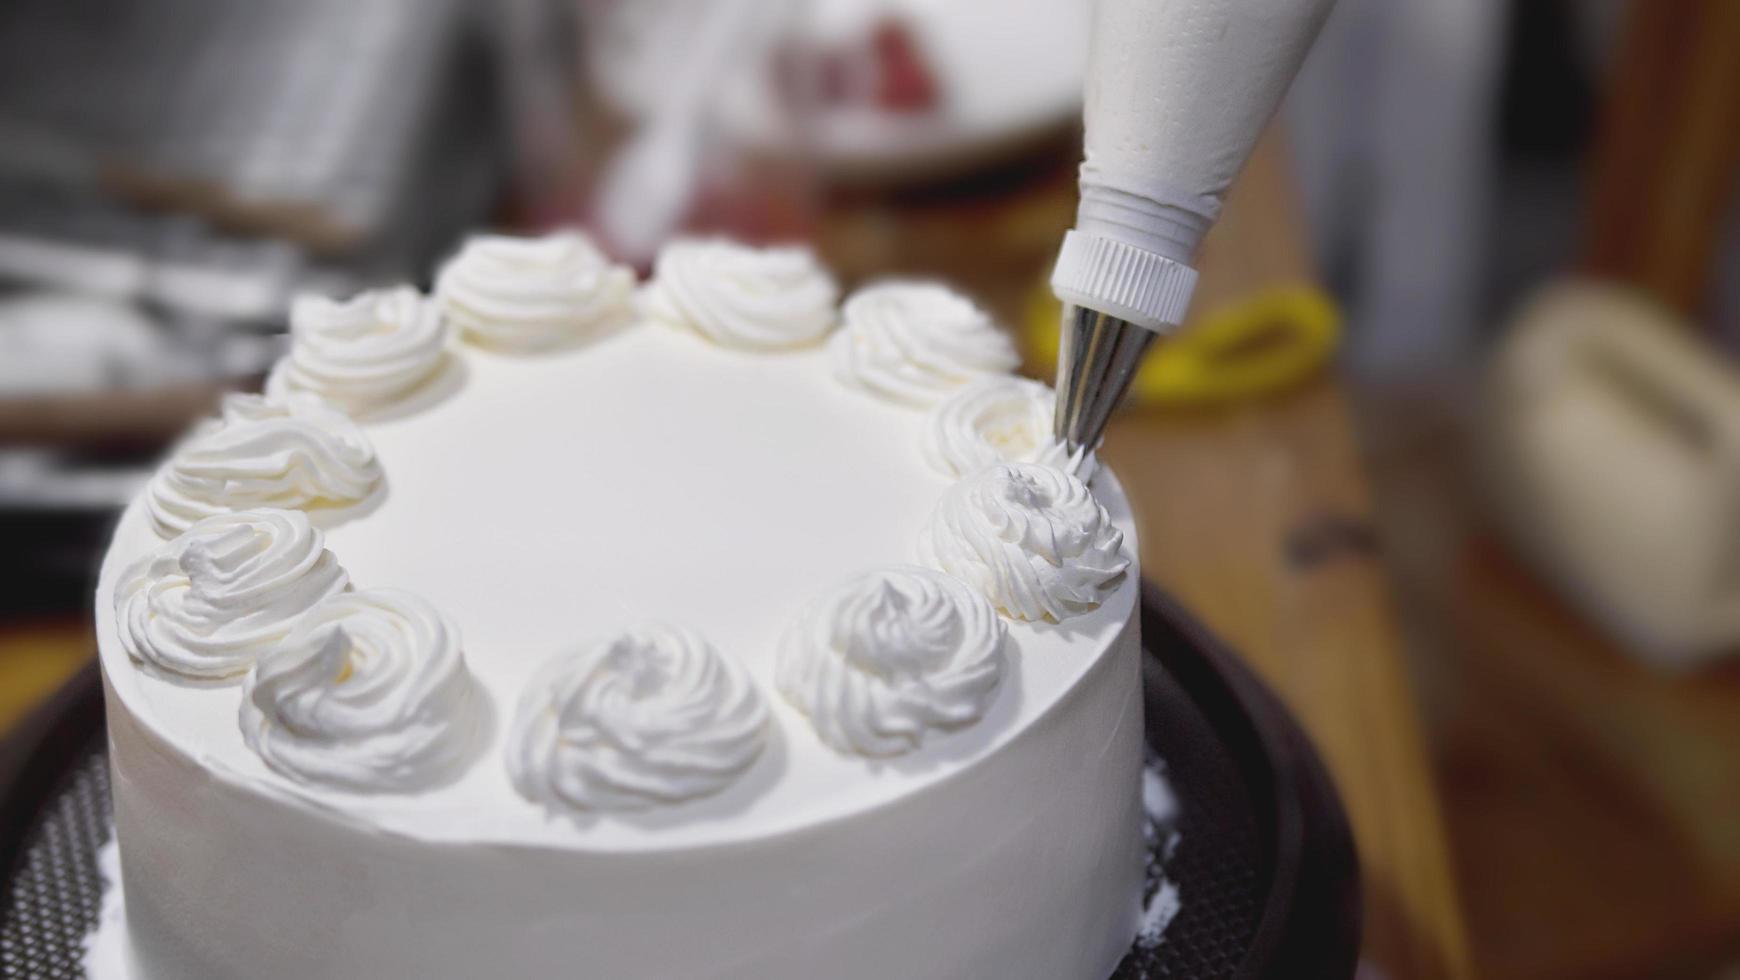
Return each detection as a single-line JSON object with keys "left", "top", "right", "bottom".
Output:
{"left": 1051, "top": 0, "right": 1337, "bottom": 457}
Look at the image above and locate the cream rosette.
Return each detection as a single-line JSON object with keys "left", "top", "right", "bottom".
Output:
{"left": 639, "top": 239, "right": 839, "bottom": 349}
{"left": 921, "top": 376, "right": 1094, "bottom": 480}
{"left": 829, "top": 281, "right": 1020, "bottom": 406}
{"left": 434, "top": 231, "right": 634, "bottom": 351}
{"left": 266, "top": 287, "right": 451, "bottom": 413}
{"left": 777, "top": 566, "right": 1006, "bottom": 757}
{"left": 145, "top": 393, "right": 383, "bottom": 538}
{"left": 117, "top": 509, "right": 349, "bottom": 680}
{"left": 920, "top": 461, "right": 1128, "bottom": 622}
{"left": 239, "top": 589, "right": 482, "bottom": 792}
{"left": 507, "top": 624, "right": 769, "bottom": 813}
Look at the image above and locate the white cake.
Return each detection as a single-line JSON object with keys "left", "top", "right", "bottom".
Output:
{"left": 94, "top": 234, "right": 1146, "bottom": 979}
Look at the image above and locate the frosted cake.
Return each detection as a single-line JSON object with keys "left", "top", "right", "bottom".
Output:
{"left": 94, "top": 232, "right": 1146, "bottom": 979}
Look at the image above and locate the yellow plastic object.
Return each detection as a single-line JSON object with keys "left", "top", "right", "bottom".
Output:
{"left": 1025, "top": 282, "right": 1341, "bottom": 405}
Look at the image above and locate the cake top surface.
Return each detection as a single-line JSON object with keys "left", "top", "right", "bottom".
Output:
{"left": 97, "top": 237, "right": 1139, "bottom": 852}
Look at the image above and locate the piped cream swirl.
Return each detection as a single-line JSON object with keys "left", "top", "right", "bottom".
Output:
{"left": 922, "top": 376, "right": 1094, "bottom": 480}
{"left": 145, "top": 393, "right": 383, "bottom": 538}
{"left": 435, "top": 231, "right": 634, "bottom": 351}
{"left": 777, "top": 566, "right": 1006, "bottom": 757}
{"left": 507, "top": 624, "right": 769, "bottom": 813}
{"left": 266, "top": 287, "right": 451, "bottom": 414}
{"left": 117, "top": 509, "right": 349, "bottom": 680}
{"left": 919, "top": 462, "right": 1129, "bottom": 622}
{"left": 239, "top": 588, "right": 482, "bottom": 792}
{"left": 829, "top": 281, "right": 1020, "bottom": 405}
{"left": 640, "top": 239, "right": 838, "bottom": 349}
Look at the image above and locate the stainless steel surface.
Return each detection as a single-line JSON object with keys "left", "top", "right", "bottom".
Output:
{"left": 1053, "top": 303, "right": 1159, "bottom": 460}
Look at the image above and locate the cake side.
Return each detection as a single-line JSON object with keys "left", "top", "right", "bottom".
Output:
{"left": 104, "top": 603, "right": 1142, "bottom": 979}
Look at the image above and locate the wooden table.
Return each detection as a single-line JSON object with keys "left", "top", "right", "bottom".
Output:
{"left": 1, "top": 127, "right": 1473, "bottom": 980}
{"left": 1097, "top": 131, "right": 1475, "bottom": 980}
{"left": 0, "top": 618, "right": 90, "bottom": 740}
{"left": 1360, "top": 419, "right": 1740, "bottom": 979}
{"left": 1107, "top": 381, "right": 1473, "bottom": 980}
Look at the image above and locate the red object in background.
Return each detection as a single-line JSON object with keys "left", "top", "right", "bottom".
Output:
{"left": 870, "top": 19, "right": 939, "bottom": 112}
{"left": 778, "top": 16, "right": 940, "bottom": 114}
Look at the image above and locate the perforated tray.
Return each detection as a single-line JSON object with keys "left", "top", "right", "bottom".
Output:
{"left": 0, "top": 583, "right": 1359, "bottom": 979}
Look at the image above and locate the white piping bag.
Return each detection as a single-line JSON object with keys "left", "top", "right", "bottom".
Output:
{"left": 1051, "top": 0, "right": 1337, "bottom": 455}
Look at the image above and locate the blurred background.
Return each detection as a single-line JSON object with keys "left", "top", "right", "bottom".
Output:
{"left": 1, "top": 0, "right": 1737, "bottom": 977}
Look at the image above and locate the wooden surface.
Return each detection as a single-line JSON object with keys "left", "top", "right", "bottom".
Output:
{"left": 1445, "top": 538, "right": 1740, "bottom": 978}
{"left": 1106, "top": 386, "right": 1473, "bottom": 980}
{"left": 1582, "top": 0, "right": 1740, "bottom": 313}
{"left": 1364, "top": 423, "right": 1740, "bottom": 979}
{"left": 1449, "top": 4, "right": 1740, "bottom": 970}
{"left": 1099, "top": 131, "right": 1475, "bottom": 980}
{"left": 0, "top": 619, "right": 90, "bottom": 737}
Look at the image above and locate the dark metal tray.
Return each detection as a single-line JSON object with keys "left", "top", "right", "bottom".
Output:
{"left": 0, "top": 582, "right": 1360, "bottom": 979}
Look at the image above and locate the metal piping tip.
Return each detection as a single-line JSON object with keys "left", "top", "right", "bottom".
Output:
{"left": 1053, "top": 303, "right": 1159, "bottom": 464}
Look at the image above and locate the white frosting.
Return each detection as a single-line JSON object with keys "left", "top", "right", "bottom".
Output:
{"left": 116, "top": 509, "right": 349, "bottom": 681}
{"left": 95, "top": 307, "right": 1147, "bottom": 980}
{"left": 777, "top": 566, "right": 1005, "bottom": 757}
{"left": 435, "top": 231, "right": 635, "bottom": 351}
{"left": 508, "top": 624, "right": 769, "bottom": 813}
{"left": 80, "top": 840, "right": 126, "bottom": 978}
{"left": 920, "top": 461, "right": 1129, "bottom": 622}
{"left": 922, "top": 376, "right": 1094, "bottom": 480}
{"left": 266, "top": 287, "right": 451, "bottom": 414}
{"left": 829, "top": 281, "right": 1021, "bottom": 405}
{"left": 145, "top": 393, "right": 383, "bottom": 538}
{"left": 239, "top": 588, "right": 482, "bottom": 792}
{"left": 640, "top": 239, "right": 838, "bottom": 349}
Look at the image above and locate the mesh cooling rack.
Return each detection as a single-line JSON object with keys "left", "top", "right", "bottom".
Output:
{"left": 1, "top": 583, "right": 1359, "bottom": 979}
